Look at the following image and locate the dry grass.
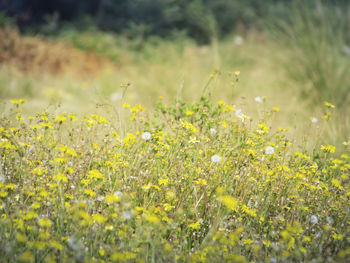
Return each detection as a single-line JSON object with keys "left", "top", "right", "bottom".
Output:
{"left": 0, "top": 27, "right": 114, "bottom": 77}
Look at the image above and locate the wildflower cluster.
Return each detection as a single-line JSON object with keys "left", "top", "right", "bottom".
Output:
{"left": 0, "top": 97, "right": 349, "bottom": 262}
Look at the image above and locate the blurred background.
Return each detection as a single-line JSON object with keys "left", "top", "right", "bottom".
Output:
{"left": 0, "top": 0, "right": 349, "bottom": 148}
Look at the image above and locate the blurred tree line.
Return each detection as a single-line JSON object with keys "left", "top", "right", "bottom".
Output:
{"left": 0, "top": 0, "right": 347, "bottom": 43}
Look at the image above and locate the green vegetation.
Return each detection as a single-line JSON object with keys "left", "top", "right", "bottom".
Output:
{"left": 0, "top": 0, "right": 349, "bottom": 262}
{"left": 0, "top": 97, "right": 349, "bottom": 262}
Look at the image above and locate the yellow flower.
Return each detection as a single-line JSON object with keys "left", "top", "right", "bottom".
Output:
{"left": 158, "top": 177, "right": 169, "bottom": 186}
{"left": 55, "top": 115, "right": 67, "bottom": 123}
{"left": 321, "top": 145, "right": 336, "bottom": 153}
{"left": 188, "top": 221, "right": 201, "bottom": 230}
{"left": 123, "top": 103, "right": 130, "bottom": 108}
{"left": 218, "top": 195, "right": 238, "bottom": 211}
{"left": 53, "top": 173, "right": 68, "bottom": 183}
{"left": 324, "top": 101, "right": 335, "bottom": 109}
{"left": 146, "top": 213, "right": 160, "bottom": 224}
{"left": 88, "top": 169, "right": 103, "bottom": 179}
{"left": 84, "top": 189, "right": 96, "bottom": 197}
{"left": 38, "top": 218, "right": 53, "bottom": 228}
{"left": 332, "top": 233, "right": 343, "bottom": 240}
{"left": 92, "top": 214, "right": 107, "bottom": 224}
{"left": 104, "top": 194, "right": 121, "bottom": 203}
{"left": 163, "top": 203, "right": 175, "bottom": 211}
{"left": 185, "top": 110, "right": 194, "bottom": 116}
{"left": 195, "top": 178, "right": 207, "bottom": 186}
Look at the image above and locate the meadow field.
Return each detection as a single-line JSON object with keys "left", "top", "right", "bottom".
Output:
{"left": 0, "top": 1, "right": 349, "bottom": 262}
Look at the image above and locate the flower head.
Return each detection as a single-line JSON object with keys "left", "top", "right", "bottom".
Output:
{"left": 310, "top": 215, "right": 318, "bottom": 224}
{"left": 211, "top": 154, "right": 221, "bottom": 163}
{"left": 142, "top": 132, "right": 151, "bottom": 141}
{"left": 210, "top": 128, "right": 217, "bottom": 136}
{"left": 255, "top": 96, "right": 262, "bottom": 103}
{"left": 265, "top": 146, "right": 274, "bottom": 155}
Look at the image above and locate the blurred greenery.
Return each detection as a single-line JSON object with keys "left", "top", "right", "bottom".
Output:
{"left": 1, "top": 0, "right": 347, "bottom": 43}
{"left": 0, "top": 0, "right": 349, "bottom": 149}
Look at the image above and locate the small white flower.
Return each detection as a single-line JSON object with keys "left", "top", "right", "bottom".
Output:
{"left": 255, "top": 96, "right": 262, "bottom": 103}
{"left": 235, "top": 109, "right": 243, "bottom": 118}
{"left": 311, "top": 117, "right": 318, "bottom": 124}
{"left": 235, "top": 109, "right": 247, "bottom": 121}
{"left": 142, "top": 132, "right": 151, "bottom": 141}
{"left": 122, "top": 210, "right": 133, "bottom": 220}
{"left": 210, "top": 128, "right": 217, "bottom": 136}
{"left": 310, "top": 215, "right": 318, "bottom": 224}
{"left": 189, "top": 136, "right": 200, "bottom": 144}
{"left": 211, "top": 154, "right": 221, "bottom": 163}
{"left": 265, "top": 146, "right": 275, "bottom": 155}
{"left": 110, "top": 92, "right": 122, "bottom": 101}
{"left": 234, "top": 35, "right": 244, "bottom": 45}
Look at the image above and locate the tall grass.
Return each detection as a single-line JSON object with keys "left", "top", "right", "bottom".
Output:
{"left": 0, "top": 96, "right": 348, "bottom": 262}
{"left": 271, "top": 0, "right": 350, "bottom": 108}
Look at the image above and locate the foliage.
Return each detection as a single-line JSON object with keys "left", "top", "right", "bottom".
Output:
{"left": 270, "top": 0, "right": 350, "bottom": 108}
{"left": 0, "top": 94, "right": 349, "bottom": 262}
{"left": 1, "top": 0, "right": 347, "bottom": 44}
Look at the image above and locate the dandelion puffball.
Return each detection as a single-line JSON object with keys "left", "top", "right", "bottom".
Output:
{"left": 211, "top": 154, "right": 221, "bottom": 163}
{"left": 265, "top": 146, "right": 275, "bottom": 155}
{"left": 310, "top": 215, "right": 318, "bottom": 224}
{"left": 142, "top": 132, "right": 151, "bottom": 141}
{"left": 255, "top": 96, "right": 262, "bottom": 103}
{"left": 210, "top": 128, "right": 217, "bottom": 135}
{"left": 311, "top": 117, "right": 318, "bottom": 124}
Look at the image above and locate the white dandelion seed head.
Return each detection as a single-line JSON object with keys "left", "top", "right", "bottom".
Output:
{"left": 235, "top": 109, "right": 243, "bottom": 118}
{"left": 142, "top": 132, "right": 151, "bottom": 141}
{"left": 110, "top": 92, "right": 122, "bottom": 102}
{"left": 210, "top": 128, "right": 217, "bottom": 136}
{"left": 234, "top": 109, "right": 247, "bottom": 122}
{"left": 265, "top": 146, "right": 275, "bottom": 155}
{"left": 310, "top": 215, "right": 318, "bottom": 224}
{"left": 211, "top": 154, "right": 221, "bottom": 163}
{"left": 234, "top": 35, "right": 244, "bottom": 46}
{"left": 122, "top": 210, "right": 133, "bottom": 220}
{"left": 311, "top": 117, "right": 318, "bottom": 124}
{"left": 326, "top": 216, "right": 333, "bottom": 224}
{"left": 255, "top": 96, "right": 262, "bottom": 103}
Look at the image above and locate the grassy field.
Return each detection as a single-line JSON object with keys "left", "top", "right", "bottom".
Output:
{"left": 0, "top": 4, "right": 350, "bottom": 261}
{"left": 1, "top": 26, "right": 349, "bottom": 150}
